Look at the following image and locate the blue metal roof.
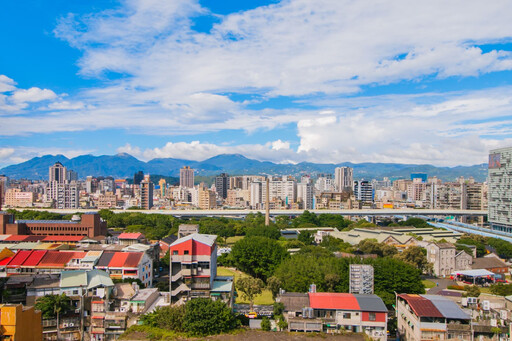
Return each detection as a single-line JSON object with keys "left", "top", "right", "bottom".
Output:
{"left": 421, "top": 295, "right": 470, "bottom": 320}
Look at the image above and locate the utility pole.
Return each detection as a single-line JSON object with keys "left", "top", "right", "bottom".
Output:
{"left": 265, "top": 178, "right": 270, "bottom": 226}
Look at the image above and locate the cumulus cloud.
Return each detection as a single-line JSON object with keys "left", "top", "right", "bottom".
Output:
{"left": 0, "top": 75, "right": 16, "bottom": 93}
{"left": 11, "top": 87, "right": 57, "bottom": 103}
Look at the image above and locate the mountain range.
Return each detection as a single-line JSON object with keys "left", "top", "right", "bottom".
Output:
{"left": 0, "top": 153, "right": 488, "bottom": 182}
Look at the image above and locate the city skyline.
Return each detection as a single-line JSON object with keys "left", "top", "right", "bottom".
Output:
{"left": 2, "top": 0, "right": 512, "bottom": 168}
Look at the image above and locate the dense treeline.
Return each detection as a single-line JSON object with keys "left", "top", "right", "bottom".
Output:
{"left": 272, "top": 246, "right": 424, "bottom": 306}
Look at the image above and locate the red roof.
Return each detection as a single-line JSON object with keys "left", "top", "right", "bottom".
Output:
{"left": 22, "top": 250, "right": 48, "bottom": 267}
{"left": 4, "top": 235, "right": 30, "bottom": 242}
{"left": 309, "top": 293, "right": 360, "bottom": 310}
{"left": 108, "top": 252, "right": 130, "bottom": 268}
{"left": 124, "top": 252, "right": 143, "bottom": 268}
{"left": 43, "top": 236, "right": 85, "bottom": 242}
{"left": 38, "top": 251, "right": 76, "bottom": 268}
{"left": 398, "top": 294, "right": 443, "bottom": 318}
{"left": 118, "top": 232, "right": 143, "bottom": 240}
{"left": 108, "top": 252, "right": 143, "bottom": 268}
{"left": 0, "top": 256, "right": 13, "bottom": 266}
{"left": 7, "top": 250, "right": 33, "bottom": 268}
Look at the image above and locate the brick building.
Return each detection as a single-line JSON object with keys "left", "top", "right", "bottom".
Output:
{"left": 0, "top": 212, "right": 107, "bottom": 237}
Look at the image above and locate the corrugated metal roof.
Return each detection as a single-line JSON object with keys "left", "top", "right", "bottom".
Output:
{"left": 96, "top": 252, "right": 115, "bottom": 267}
{"left": 87, "top": 269, "right": 114, "bottom": 289}
{"left": 7, "top": 250, "right": 33, "bottom": 268}
{"left": 118, "top": 232, "right": 143, "bottom": 240}
{"left": 309, "top": 293, "right": 360, "bottom": 310}
{"left": 43, "top": 236, "right": 85, "bottom": 242}
{"left": 124, "top": 252, "right": 142, "bottom": 268}
{"left": 0, "top": 235, "right": 12, "bottom": 241}
{"left": 4, "top": 235, "right": 30, "bottom": 242}
{"left": 0, "top": 256, "right": 13, "bottom": 266}
{"left": 60, "top": 270, "right": 88, "bottom": 288}
{"left": 10, "top": 242, "right": 42, "bottom": 250}
{"left": 353, "top": 294, "right": 388, "bottom": 313}
{"left": 398, "top": 294, "right": 443, "bottom": 318}
{"left": 108, "top": 252, "right": 130, "bottom": 268}
{"left": 211, "top": 280, "right": 233, "bottom": 293}
{"left": 38, "top": 251, "right": 76, "bottom": 267}
{"left": 421, "top": 295, "right": 470, "bottom": 320}
{"left": 22, "top": 250, "right": 48, "bottom": 267}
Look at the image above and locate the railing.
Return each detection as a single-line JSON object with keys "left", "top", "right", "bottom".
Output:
{"left": 171, "top": 272, "right": 183, "bottom": 282}
{"left": 171, "top": 283, "right": 191, "bottom": 296}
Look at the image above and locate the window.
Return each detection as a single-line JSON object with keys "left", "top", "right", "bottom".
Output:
{"left": 343, "top": 313, "right": 351, "bottom": 319}
{"left": 184, "top": 250, "right": 189, "bottom": 255}
{"left": 172, "top": 251, "right": 178, "bottom": 255}
{"left": 369, "top": 312, "right": 376, "bottom": 321}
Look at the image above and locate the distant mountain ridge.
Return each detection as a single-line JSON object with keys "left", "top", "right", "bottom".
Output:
{"left": 0, "top": 153, "right": 488, "bottom": 182}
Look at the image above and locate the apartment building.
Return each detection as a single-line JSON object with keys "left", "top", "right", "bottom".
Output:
{"left": 489, "top": 146, "right": 512, "bottom": 233}
{"left": 170, "top": 233, "right": 219, "bottom": 303}
{"left": 397, "top": 294, "right": 471, "bottom": 341}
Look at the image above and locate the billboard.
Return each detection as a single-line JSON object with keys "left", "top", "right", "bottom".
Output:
{"left": 489, "top": 153, "right": 501, "bottom": 169}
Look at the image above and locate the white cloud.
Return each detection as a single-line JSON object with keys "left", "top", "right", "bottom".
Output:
{"left": 271, "top": 139, "right": 290, "bottom": 151}
{"left": 11, "top": 87, "right": 57, "bottom": 103}
{"left": 47, "top": 101, "right": 86, "bottom": 110}
{"left": 0, "top": 75, "right": 16, "bottom": 93}
{"left": 0, "top": 148, "right": 15, "bottom": 160}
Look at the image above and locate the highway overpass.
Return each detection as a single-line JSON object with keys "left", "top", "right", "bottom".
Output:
{"left": 16, "top": 208, "right": 487, "bottom": 218}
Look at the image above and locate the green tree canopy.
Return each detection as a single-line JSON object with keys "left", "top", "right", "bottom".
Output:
{"left": 394, "top": 246, "right": 430, "bottom": 272}
{"left": 230, "top": 236, "right": 289, "bottom": 280}
{"left": 236, "top": 276, "right": 264, "bottom": 310}
{"left": 183, "top": 298, "right": 239, "bottom": 336}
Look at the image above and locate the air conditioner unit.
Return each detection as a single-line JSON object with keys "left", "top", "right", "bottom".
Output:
{"left": 63, "top": 323, "right": 69, "bottom": 328}
{"left": 75, "top": 309, "right": 80, "bottom": 313}
{"left": 69, "top": 323, "right": 74, "bottom": 327}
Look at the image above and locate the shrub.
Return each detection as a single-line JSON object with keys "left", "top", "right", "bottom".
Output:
{"left": 447, "top": 285, "right": 465, "bottom": 290}
{"left": 261, "top": 316, "right": 271, "bottom": 331}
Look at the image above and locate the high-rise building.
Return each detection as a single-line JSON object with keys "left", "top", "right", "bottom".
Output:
{"left": 133, "top": 171, "right": 144, "bottom": 185}
{"left": 49, "top": 162, "right": 66, "bottom": 183}
{"left": 47, "top": 162, "right": 79, "bottom": 209}
{"left": 349, "top": 264, "right": 374, "bottom": 294}
{"left": 215, "top": 173, "right": 229, "bottom": 199}
{"left": 140, "top": 175, "right": 154, "bottom": 210}
{"left": 488, "top": 147, "right": 512, "bottom": 233}
{"left": 180, "top": 166, "right": 194, "bottom": 188}
{"left": 334, "top": 167, "right": 353, "bottom": 192}
{"left": 297, "top": 182, "right": 314, "bottom": 209}
{"left": 158, "top": 178, "right": 166, "bottom": 197}
{"left": 354, "top": 180, "right": 374, "bottom": 203}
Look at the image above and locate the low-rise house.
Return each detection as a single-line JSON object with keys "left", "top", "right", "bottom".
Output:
{"left": 472, "top": 255, "right": 509, "bottom": 274}
{"left": 0, "top": 304, "right": 43, "bottom": 341}
{"left": 280, "top": 292, "right": 387, "bottom": 340}
{"left": 397, "top": 294, "right": 471, "bottom": 341}
{"left": 117, "top": 232, "right": 145, "bottom": 246}
{"left": 129, "top": 288, "right": 159, "bottom": 313}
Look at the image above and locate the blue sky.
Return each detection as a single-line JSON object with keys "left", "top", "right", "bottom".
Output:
{"left": 2, "top": 0, "right": 512, "bottom": 168}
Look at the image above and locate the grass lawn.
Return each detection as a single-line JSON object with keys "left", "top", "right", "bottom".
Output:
{"left": 225, "top": 236, "right": 244, "bottom": 245}
{"left": 217, "top": 266, "right": 274, "bottom": 305}
{"left": 422, "top": 280, "right": 436, "bottom": 289}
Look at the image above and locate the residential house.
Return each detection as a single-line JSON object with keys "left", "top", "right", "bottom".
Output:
{"left": 397, "top": 294, "right": 471, "bottom": 341}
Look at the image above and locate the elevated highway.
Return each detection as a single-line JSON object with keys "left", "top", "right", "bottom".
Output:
{"left": 18, "top": 208, "right": 487, "bottom": 218}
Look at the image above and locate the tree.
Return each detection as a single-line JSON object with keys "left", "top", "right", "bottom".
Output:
{"left": 395, "top": 246, "right": 429, "bottom": 272}
{"left": 463, "top": 285, "right": 481, "bottom": 298}
{"left": 358, "top": 239, "right": 397, "bottom": 257}
{"left": 245, "top": 225, "right": 281, "bottom": 239}
{"left": 236, "top": 276, "right": 264, "bottom": 310}
{"left": 298, "top": 230, "right": 315, "bottom": 245}
{"left": 183, "top": 298, "right": 239, "bottom": 336}
{"left": 35, "top": 294, "right": 71, "bottom": 340}
{"left": 273, "top": 302, "right": 284, "bottom": 316}
{"left": 230, "top": 236, "right": 289, "bottom": 280}
{"left": 260, "top": 316, "right": 271, "bottom": 331}
{"left": 266, "top": 276, "right": 282, "bottom": 300}
{"left": 292, "top": 210, "right": 319, "bottom": 227}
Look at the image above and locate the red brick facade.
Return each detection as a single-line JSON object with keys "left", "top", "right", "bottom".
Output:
{"left": 0, "top": 212, "right": 107, "bottom": 237}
